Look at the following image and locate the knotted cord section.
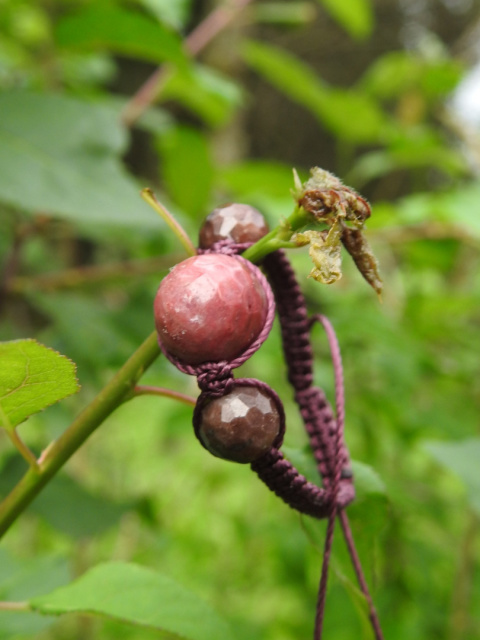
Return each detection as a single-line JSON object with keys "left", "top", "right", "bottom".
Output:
{"left": 253, "top": 250, "right": 355, "bottom": 512}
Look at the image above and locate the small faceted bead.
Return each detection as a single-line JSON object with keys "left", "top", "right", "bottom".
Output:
{"left": 154, "top": 254, "right": 267, "bottom": 365}
{"left": 198, "top": 203, "right": 269, "bottom": 248}
{"left": 198, "top": 386, "right": 280, "bottom": 463}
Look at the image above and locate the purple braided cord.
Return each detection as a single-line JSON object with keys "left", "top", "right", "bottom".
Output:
{"left": 256, "top": 251, "right": 383, "bottom": 640}
{"left": 311, "top": 314, "right": 346, "bottom": 639}
{"left": 251, "top": 250, "right": 354, "bottom": 516}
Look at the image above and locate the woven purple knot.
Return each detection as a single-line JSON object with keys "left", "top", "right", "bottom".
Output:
{"left": 196, "top": 362, "right": 234, "bottom": 397}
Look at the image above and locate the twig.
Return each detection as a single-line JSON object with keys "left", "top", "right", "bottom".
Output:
{"left": 372, "top": 222, "right": 480, "bottom": 248}
{"left": 129, "top": 385, "right": 196, "bottom": 406}
{"left": 339, "top": 510, "right": 384, "bottom": 640}
{"left": 185, "top": 0, "right": 253, "bottom": 57}
{"left": 6, "top": 429, "right": 39, "bottom": 471}
{"left": 7, "top": 255, "right": 183, "bottom": 294}
{"left": 121, "top": 0, "right": 254, "bottom": 127}
{"left": 448, "top": 510, "right": 478, "bottom": 640}
{"left": 141, "top": 189, "right": 196, "bottom": 257}
{"left": 0, "top": 601, "right": 30, "bottom": 612}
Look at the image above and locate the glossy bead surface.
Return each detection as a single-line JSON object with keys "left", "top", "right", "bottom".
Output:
{"left": 199, "top": 203, "right": 269, "bottom": 248}
{"left": 154, "top": 254, "right": 267, "bottom": 365}
{"left": 198, "top": 386, "right": 280, "bottom": 463}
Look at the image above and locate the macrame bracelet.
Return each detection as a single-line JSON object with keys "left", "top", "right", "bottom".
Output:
{"left": 157, "top": 239, "right": 355, "bottom": 519}
{"left": 157, "top": 237, "right": 384, "bottom": 640}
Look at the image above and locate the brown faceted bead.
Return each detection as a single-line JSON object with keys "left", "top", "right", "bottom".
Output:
{"left": 198, "top": 386, "right": 280, "bottom": 463}
{"left": 198, "top": 203, "right": 269, "bottom": 248}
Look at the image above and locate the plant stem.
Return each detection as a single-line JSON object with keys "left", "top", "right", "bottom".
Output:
{"left": 242, "top": 205, "right": 310, "bottom": 263}
{"left": 0, "top": 331, "right": 161, "bottom": 539}
{"left": 448, "top": 510, "right": 478, "bottom": 640}
{"left": 0, "top": 601, "right": 30, "bottom": 612}
{"left": 185, "top": 0, "right": 253, "bottom": 57}
{"left": 8, "top": 254, "right": 183, "bottom": 294}
{"left": 129, "top": 386, "right": 196, "bottom": 406}
{"left": 6, "top": 430, "right": 39, "bottom": 471}
{"left": 141, "top": 189, "right": 196, "bottom": 257}
{"left": 121, "top": 0, "right": 254, "bottom": 127}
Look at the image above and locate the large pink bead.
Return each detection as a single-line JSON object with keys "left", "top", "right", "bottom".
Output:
{"left": 154, "top": 254, "right": 267, "bottom": 365}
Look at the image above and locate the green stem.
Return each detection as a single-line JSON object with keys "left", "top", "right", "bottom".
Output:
{"left": 141, "top": 189, "right": 196, "bottom": 257}
{"left": 129, "top": 385, "right": 196, "bottom": 406}
{"left": 242, "top": 205, "right": 309, "bottom": 263}
{"left": 6, "top": 429, "right": 39, "bottom": 471}
{"left": 0, "top": 601, "right": 30, "bottom": 612}
{"left": 0, "top": 332, "right": 161, "bottom": 539}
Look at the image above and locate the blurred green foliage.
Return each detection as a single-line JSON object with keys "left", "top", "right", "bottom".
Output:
{"left": 0, "top": 0, "right": 479, "bottom": 639}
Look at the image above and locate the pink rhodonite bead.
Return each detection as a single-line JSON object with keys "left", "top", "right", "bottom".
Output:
{"left": 198, "top": 386, "right": 281, "bottom": 463}
{"left": 154, "top": 254, "right": 267, "bottom": 365}
{"left": 198, "top": 203, "right": 269, "bottom": 248}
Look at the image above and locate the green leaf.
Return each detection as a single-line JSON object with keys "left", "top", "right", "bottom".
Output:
{"left": 0, "top": 549, "right": 70, "bottom": 601}
{"left": 0, "top": 455, "right": 133, "bottom": 539}
{"left": 424, "top": 438, "right": 480, "bottom": 514}
{"left": 0, "top": 550, "right": 70, "bottom": 640}
{"left": 137, "top": 0, "right": 193, "bottom": 30}
{"left": 243, "top": 39, "right": 329, "bottom": 112}
{"left": 316, "top": 0, "right": 373, "bottom": 40}
{"left": 161, "top": 64, "right": 243, "bottom": 127}
{"left": 388, "top": 182, "right": 480, "bottom": 234}
{"left": 55, "top": 4, "right": 186, "bottom": 66}
{"left": 33, "top": 475, "right": 133, "bottom": 539}
{"left": 350, "top": 130, "right": 467, "bottom": 184}
{"left": 253, "top": 2, "right": 316, "bottom": 26}
{"left": 157, "top": 125, "right": 214, "bottom": 216}
{"left": 0, "top": 340, "right": 79, "bottom": 430}
{"left": 243, "top": 40, "right": 389, "bottom": 143}
{"left": 350, "top": 460, "right": 386, "bottom": 500}
{"left": 219, "top": 160, "right": 296, "bottom": 200}
{"left": 30, "top": 562, "right": 235, "bottom": 640}
{"left": 360, "top": 51, "right": 463, "bottom": 99}
{"left": 0, "top": 91, "right": 157, "bottom": 227}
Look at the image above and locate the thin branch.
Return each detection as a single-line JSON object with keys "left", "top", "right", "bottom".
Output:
{"left": 121, "top": 0, "right": 254, "bottom": 127}
{"left": 185, "top": 0, "right": 253, "bottom": 57}
{"left": 6, "top": 429, "right": 39, "bottom": 471}
{"left": 130, "top": 385, "right": 196, "bottom": 406}
{"left": 7, "top": 255, "right": 183, "bottom": 294}
{"left": 371, "top": 222, "right": 480, "bottom": 248}
{"left": 0, "top": 601, "right": 30, "bottom": 612}
{"left": 141, "top": 189, "right": 196, "bottom": 257}
{"left": 448, "top": 511, "right": 478, "bottom": 640}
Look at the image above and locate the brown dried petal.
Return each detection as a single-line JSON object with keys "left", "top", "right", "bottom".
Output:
{"left": 341, "top": 227, "right": 383, "bottom": 296}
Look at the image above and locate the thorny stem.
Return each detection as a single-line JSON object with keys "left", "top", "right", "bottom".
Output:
{"left": 121, "top": 0, "right": 254, "bottom": 127}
